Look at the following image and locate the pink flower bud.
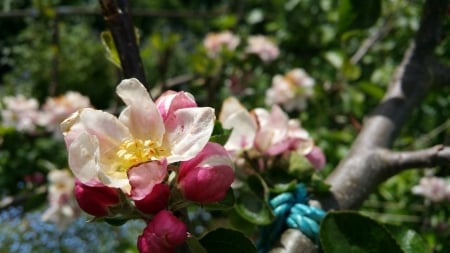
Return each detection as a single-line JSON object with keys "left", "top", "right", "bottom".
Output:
{"left": 177, "top": 142, "right": 234, "bottom": 203}
{"left": 137, "top": 210, "right": 187, "bottom": 253}
{"left": 305, "top": 146, "right": 326, "bottom": 170}
{"left": 74, "top": 180, "right": 120, "bottom": 217}
{"left": 134, "top": 183, "right": 170, "bottom": 214}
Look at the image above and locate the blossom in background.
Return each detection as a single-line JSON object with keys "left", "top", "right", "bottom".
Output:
{"left": 219, "top": 97, "right": 325, "bottom": 169}
{"left": 61, "top": 78, "right": 215, "bottom": 200}
{"left": 177, "top": 142, "right": 235, "bottom": 203}
{"left": 245, "top": 35, "right": 279, "bottom": 62}
{"left": 203, "top": 30, "right": 240, "bottom": 58}
{"left": 39, "top": 91, "right": 91, "bottom": 133}
{"left": 1, "top": 94, "right": 40, "bottom": 133}
{"left": 41, "top": 169, "right": 80, "bottom": 230}
{"left": 137, "top": 210, "right": 187, "bottom": 253}
{"left": 412, "top": 176, "right": 450, "bottom": 203}
{"left": 265, "top": 68, "right": 315, "bottom": 111}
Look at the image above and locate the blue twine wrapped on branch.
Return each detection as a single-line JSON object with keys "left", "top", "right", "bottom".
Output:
{"left": 256, "top": 183, "right": 326, "bottom": 253}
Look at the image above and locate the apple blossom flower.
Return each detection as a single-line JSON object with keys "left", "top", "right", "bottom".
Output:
{"left": 39, "top": 91, "right": 91, "bottom": 133}
{"left": 60, "top": 78, "right": 215, "bottom": 201}
{"left": 137, "top": 210, "right": 187, "bottom": 253}
{"left": 219, "top": 97, "right": 325, "bottom": 169}
{"left": 74, "top": 180, "right": 120, "bottom": 217}
{"left": 412, "top": 176, "right": 450, "bottom": 202}
{"left": 1, "top": 94, "right": 40, "bottom": 133}
{"left": 245, "top": 35, "right": 280, "bottom": 62}
{"left": 265, "top": 68, "right": 315, "bottom": 111}
{"left": 203, "top": 30, "right": 240, "bottom": 58}
{"left": 41, "top": 169, "right": 80, "bottom": 230}
{"left": 177, "top": 142, "right": 235, "bottom": 203}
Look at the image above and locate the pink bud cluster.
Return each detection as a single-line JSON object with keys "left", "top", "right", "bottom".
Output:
{"left": 1, "top": 92, "right": 91, "bottom": 134}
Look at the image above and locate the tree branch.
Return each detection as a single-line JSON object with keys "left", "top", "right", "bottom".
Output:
{"left": 99, "top": 0, "right": 147, "bottom": 91}
{"left": 380, "top": 145, "right": 450, "bottom": 173}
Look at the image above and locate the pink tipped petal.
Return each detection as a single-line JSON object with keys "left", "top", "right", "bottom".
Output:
{"left": 116, "top": 78, "right": 165, "bottom": 142}
{"left": 128, "top": 160, "right": 168, "bottom": 200}
{"left": 305, "top": 146, "right": 326, "bottom": 170}
{"left": 164, "top": 107, "right": 215, "bottom": 163}
{"left": 68, "top": 132, "right": 100, "bottom": 183}
{"left": 156, "top": 91, "right": 197, "bottom": 121}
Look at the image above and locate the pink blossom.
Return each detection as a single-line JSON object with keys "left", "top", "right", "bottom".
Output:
{"left": 61, "top": 78, "right": 215, "bottom": 200}
{"left": 1, "top": 94, "right": 40, "bottom": 133}
{"left": 219, "top": 97, "right": 325, "bottom": 169}
{"left": 177, "top": 142, "right": 235, "bottom": 203}
{"left": 137, "top": 210, "right": 187, "bottom": 253}
{"left": 412, "top": 176, "right": 450, "bottom": 202}
{"left": 41, "top": 170, "right": 80, "bottom": 230}
{"left": 245, "top": 35, "right": 279, "bottom": 62}
{"left": 265, "top": 68, "right": 315, "bottom": 111}
{"left": 203, "top": 31, "right": 240, "bottom": 58}
{"left": 74, "top": 180, "right": 120, "bottom": 217}
{"left": 39, "top": 91, "right": 91, "bottom": 132}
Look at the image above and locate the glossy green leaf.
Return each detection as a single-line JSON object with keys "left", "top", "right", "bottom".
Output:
{"left": 338, "top": 0, "right": 381, "bottom": 32}
{"left": 387, "top": 226, "right": 429, "bottom": 253}
{"left": 234, "top": 191, "right": 274, "bottom": 225}
{"left": 320, "top": 211, "right": 403, "bottom": 253}
{"left": 200, "top": 228, "right": 256, "bottom": 253}
{"left": 100, "top": 31, "right": 121, "bottom": 68}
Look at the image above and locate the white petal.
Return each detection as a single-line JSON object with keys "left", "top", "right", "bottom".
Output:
{"left": 68, "top": 132, "right": 100, "bottom": 183}
{"left": 79, "top": 108, "right": 131, "bottom": 153}
{"left": 116, "top": 78, "right": 165, "bottom": 143}
{"left": 164, "top": 107, "right": 215, "bottom": 163}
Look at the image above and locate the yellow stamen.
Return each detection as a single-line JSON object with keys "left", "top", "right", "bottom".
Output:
{"left": 114, "top": 138, "right": 168, "bottom": 172}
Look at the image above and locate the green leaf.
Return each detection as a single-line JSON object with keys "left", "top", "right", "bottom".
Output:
{"left": 103, "top": 217, "right": 129, "bottom": 226}
{"left": 200, "top": 228, "right": 256, "bottom": 253}
{"left": 209, "top": 121, "right": 231, "bottom": 145}
{"left": 288, "top": 152, "right": 314, "bottom": 181}
{"left": 386, "top": 226, "right": 429, "bottom": 253}
{"left": 320, "top": 211, "right": 403, "bottom": 253}
{"left": 234, "top": 190, "right": 274, "bottom": 225}
{"left": 338, "top": 0, "right": 382, "bottom": 32}
{"left": 186, "top": 237, "right": 207, "bottom": 253}
{"left": 342, "top": 59, "right": 361, "bottom": 80}
{"left": 270, "top": 180, "right": 298, "bottom": 194}
{"left": 203, "top": 188, "right": 235, "bottom": 211}
{"left": 359, "top": 82, "right": 384, "bottom": 100}
{"left": 100, "top": 31, "right": 121, "bottom": 68}
{"left": 310, "top": 174, "right": 331, "bottom": 195}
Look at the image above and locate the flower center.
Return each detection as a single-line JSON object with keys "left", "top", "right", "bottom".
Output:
{"left": 115, "top": 138, "right": 168, "bottom": 172}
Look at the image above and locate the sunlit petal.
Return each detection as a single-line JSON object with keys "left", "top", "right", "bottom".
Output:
{"left": 116, "top": 78, "right": 165, "bottom": 143}
{"left": 164, "top": 107, "right": 215, "bottom": 163}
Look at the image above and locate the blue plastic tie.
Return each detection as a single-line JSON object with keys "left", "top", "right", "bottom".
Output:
{"left": 256, "top": 183, "right": 326, "bottom": 253}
